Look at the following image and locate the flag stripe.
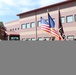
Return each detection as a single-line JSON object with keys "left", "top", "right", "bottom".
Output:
{"left": 41, "top": 25, "right": 61, "bottom": 38}
{"left": 41, "top": 27, "right": 50, "bottom": 31}
{"left": 41, "top": 24, "right": 50, "bottom": 32}
{"left": 41, "top": 24, "right": 61, "bottom": 37}
{"left": 40, "top": 17, "right": 62, "bottom": 40}
{"left": 51, "top": 31, "right": 60, "bottom": 37}
{"left": 41, "top": 24, "right": 50, "bottom": 33}
{"left": 50, "top": 29, "right": 59, "bottom": 35}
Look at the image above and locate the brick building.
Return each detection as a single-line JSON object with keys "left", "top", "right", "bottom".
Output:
{"left": 5, "top": 0, "right": 76, "bottom": 41}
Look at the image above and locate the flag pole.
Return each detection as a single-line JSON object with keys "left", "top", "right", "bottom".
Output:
{"left": 57, "top": 7, "right": 63, "bottom": 40}
{"left": 58, "top": 6, "right": 66, "bottom": 41}
{"left": 35, "top": 11, "right": 38, "bottom": 41}
{"left": 47, "top": 9, "right": 52, "bottom": 41}
{"left": 40, "top": 17, "right": 44, "bottom": 41}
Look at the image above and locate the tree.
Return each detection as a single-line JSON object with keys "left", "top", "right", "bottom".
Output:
{"left": 0, "top": 21, "right": 6, "bottom": 40}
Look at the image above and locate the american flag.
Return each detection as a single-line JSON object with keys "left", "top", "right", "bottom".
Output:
{"left": 40, "top": 17, "right": 50, "bottom": 33}
{"left": 40, "top": 16, "right": 62, "bottom": 40}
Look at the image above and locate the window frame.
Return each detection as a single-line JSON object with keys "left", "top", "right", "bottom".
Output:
{"left": 44, "top": 37, "right": 50, "bottom": 41}
{"left": 37, "top": 21, "right": 41, "bottom": 27}
{"left": 15, "top": 28, "right": 17, "bottom": 30}
{"left": 26, "top": 38, "right": 31, "bottom": 41}
{"left": 10, "top": 29, "right": 12, "bottom": 31}
{"left": 46, "top": 19, "right": 48, "bottom": 22}
{"left": 17, "top": 28, "right": 19, "bottom": 30}
{"left": 38, "top": 37, "right": 43, "bottom": 41}
{"left": 13, "top": 29, "right": 14, "bottom": 31}
{"left": 74, "top": 14, "right": 76, "bottom": 22}
{"left": 61, "top": 17, "right": 65, "bottom": 24}
{"left": 67, "top": 35, "right": 74, "bottom": 39}
{"left": 22, "top": 38, "right": 26, "bottom": 41}
{"left": 51, "top": 37, "right": 55, "bottom": 41}
{"left": 31, "top": 22, "right": 35, "bottom": 28}
{"left": 66, "top": 15, "right": 73, "bottom": 23}
{"left": 31, "top": 38, "right": 36, "bottom": 41}
{"left": 46, "top": 18, "right": 55, "bottom": 23}
{"left": 21, "top": 24, "right": 26, "bottom": 29}
{"left": 26, "top": 23, "right": 30, "bottom": 29}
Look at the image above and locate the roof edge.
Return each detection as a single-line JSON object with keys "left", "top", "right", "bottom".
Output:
{"left": 17, "top": 0, "right": 75, "bottom": 16}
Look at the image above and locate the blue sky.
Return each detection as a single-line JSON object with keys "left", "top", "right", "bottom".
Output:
{"left": 0, "top": 0, "right": 65, "bottom": 25}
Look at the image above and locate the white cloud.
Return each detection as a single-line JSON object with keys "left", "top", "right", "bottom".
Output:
{"left": 0, "top": 0, "right": 16, "bottom": 6}
{"left": 0, "top": 0, "right": 66, "bottom": 23}
{"left": 0, "top": 1, "right": 15, "bottom": 16}
{"left": 18, "top": 0, "right": 31, "bottom": 6}
{"left": 0, "top": 0, "right": 39, "bottom": 13}
{"left": 0, "top": 0, "right": 65, "bottom": 13}
{"left": 39, "top": 0, "right": 65, "bottom": 7}
{"left": 0, "top": 0, "right": 37, "bottom": 7}
{"left": 17, "top": 0, "right": 65, "bottom": 13}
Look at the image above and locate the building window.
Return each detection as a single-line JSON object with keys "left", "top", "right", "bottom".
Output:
{"left": 74, "top": 14, "right": 76, "bottom": 22}
{"left": 31, "top": 22, "right": 35, "bottom": 28}
{"left": 44, "top": 37, "right": 49, "bottom": 41}
{"left": 10, "top": 29, "right": 12, "bottom": 31}
{"left": 46, "top": 18, "right": 55, "bottom": 23}
{"left": 18, "top": 28, "right": 19, "bottom": 30}
{"left": 67, "top": 35, "right": 74, "bottom": 40}
{"left": 26, "top": 23, "right": 30, "bottom": 29}
{"left": 66, "top": 15, "right": 73, "bottom": 23}
{"left": 21, "top": 24, "right": 26, "bottom": 29}
{"left": 46, "top": 19, "right": 48, "bottom": 22}
{"left": 13, "top": 29, "right": 14, "bottom": 31}
{"left": 51, "top": 37, "right": 55, "bottom": 41}
{"left": 26, "top": 38, "right": 31, "bottom": 41}
{"left": 31, "top": 38, "right": 35, "bottom": 41}
{"left": 15, "top": 28, "right": 17, "bottom": 30}
{"left": 28, "top": 38, "right": 31, "bottom": 41}
{"left": 38, "top": 21, "right": 41, "bottom": 27}
{"left": 10, "top": 37, "right": 19, "bottom": 40}
{"left": 22, "top": 38, "right": 26, "bottom": 41}
{"left": 38, "top": 37, "right": 43, "bottom": 41}
{"left": 61, "top": 17, "right": 65, "bottom": 24}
